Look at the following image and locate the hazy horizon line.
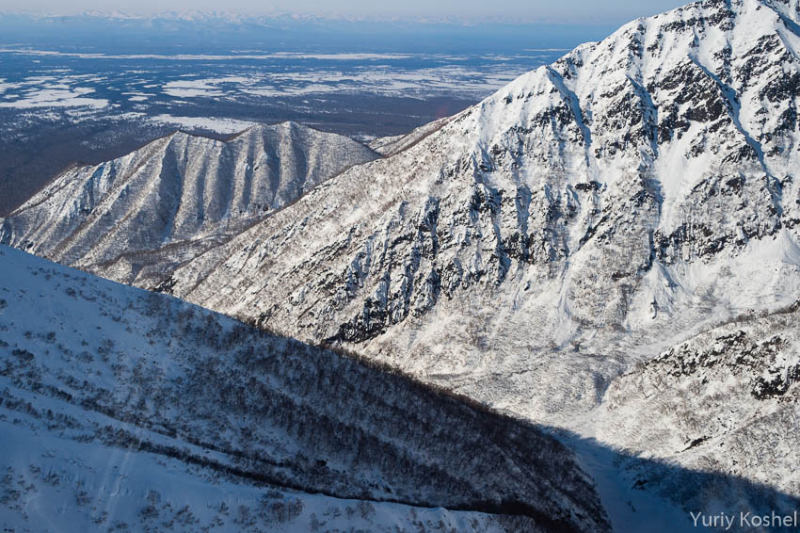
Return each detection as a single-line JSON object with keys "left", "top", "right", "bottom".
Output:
{"left": 0, "top": 7, "right": 674, "bottom": 27}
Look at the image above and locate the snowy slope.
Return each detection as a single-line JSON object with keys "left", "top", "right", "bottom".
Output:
{"left": 3, "top": 0, "right": 800, "bottom": 527}
{"left": 147, "top": 0, "right": 800, "bottom": 521}
{"left": 0, "top": 122, "right": 379, "bottom": 287}
{"left": 0, "top": 244, "right": 609, "bottom": 532}
{"left": 599, "top": 296, "right": 800, "bottom": 513}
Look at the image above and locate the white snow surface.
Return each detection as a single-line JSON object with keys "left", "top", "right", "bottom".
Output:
{"left": 148, "top": 113, "right": 259, "bottom": 133}
{"left": 0, "top": 85, "right": 108, "bottom": 109}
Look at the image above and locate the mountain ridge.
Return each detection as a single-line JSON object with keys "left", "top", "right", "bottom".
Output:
{"left": 166, "top": 0, "right": 800, "bottom": 349}
{"left": 1, "top": 121, "right": 380, "bottom": 287}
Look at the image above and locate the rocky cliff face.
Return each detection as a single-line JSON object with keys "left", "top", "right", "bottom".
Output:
{"left": 0, "top": 122, "right": 378, "bottom": 287}
{"left": 168, "top": 0, "right": 799, "bottom": 403}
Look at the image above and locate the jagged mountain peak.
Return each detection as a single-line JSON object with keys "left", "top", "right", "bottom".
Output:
{"left": 166, "top": 0, "right": 800, "bottom": 357}
{"left": 140, "top": 0, "right": 800, "bottom": 519}
{"left": 0, "top": 121, "right": 379, "bottom": 286}
{"left": 451, "top": 0, "right": 799, "bottom": 180}
{"left": 234, "top": 119, "right": 324, "bottom": 138}
{"left": 160, "top": 119, "right": 352, "bottom": 149}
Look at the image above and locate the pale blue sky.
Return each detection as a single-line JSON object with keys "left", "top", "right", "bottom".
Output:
{"left": 0, "top": 0, "right": 688, "bottom": 25}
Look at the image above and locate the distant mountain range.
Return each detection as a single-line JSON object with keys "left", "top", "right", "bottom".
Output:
{"left": 3, "top": 0, "right": 800, "bottom": 530}
{"left": 0, "top": 12, "right": 615, "bottom": 54}
{"left": 0, "top": 9, "right": 617, "bottom": 27}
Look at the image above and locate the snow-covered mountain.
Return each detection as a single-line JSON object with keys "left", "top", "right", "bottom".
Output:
{"left": 4, "top": 0, "right": 800, "bottom": 527}
{"left": 144, "top": 0, "right": 799, "bottom": 522}
{"left": 0, "top": 244, "right": 609, "bottom": 532}
{"left": 0, "top": 122, "right": 378, "bottom": 287}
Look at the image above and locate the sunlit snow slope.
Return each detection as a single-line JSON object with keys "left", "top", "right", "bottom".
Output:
{"left": 0, "top": 122, "right": 379, "bottom": 287}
